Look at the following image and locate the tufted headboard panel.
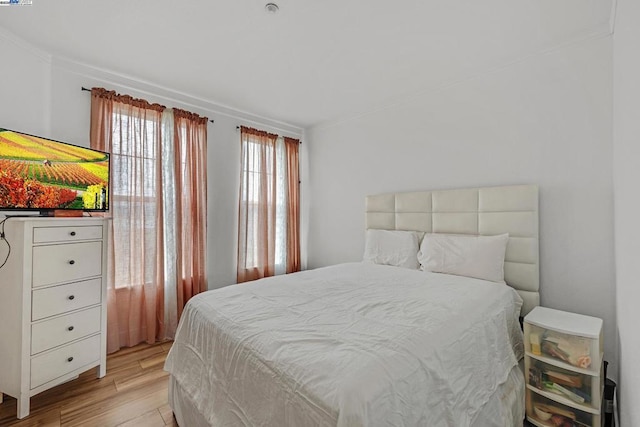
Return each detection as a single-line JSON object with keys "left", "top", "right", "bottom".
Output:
{"left": 366, "top": 185, "right": 539, "bottom": 316}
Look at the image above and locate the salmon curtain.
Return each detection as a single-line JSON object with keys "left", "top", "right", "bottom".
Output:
{"left": 237, "top": 126, "right": 278, "bottom": 283}
{"left": 90, "top": 88, "right": 208, "bottom": 353}
{"left": 283, "top": 136, "right": 301, "bottom": 274}
{"left": 173, "top": 108, "right": 208, "bottom": 320}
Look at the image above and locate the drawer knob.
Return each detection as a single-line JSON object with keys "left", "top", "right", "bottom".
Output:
{"left": 67, "top": 357, "right": 74, "bottom": 362}
{"left": 68, "top": 326, "right": 74, "bottom": 331}
{"left": 68, "top": 295, "right": 75, "bottom": 300}
{"left": 69, "top": 260, "right": 76, "bottom": 265}
{"left": 70, "top": 231, "right": 76, "bottom": 236}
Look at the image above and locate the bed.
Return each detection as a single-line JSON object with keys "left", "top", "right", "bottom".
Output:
{"left": 165, "top": 184, "right": 539, "bottom": 427}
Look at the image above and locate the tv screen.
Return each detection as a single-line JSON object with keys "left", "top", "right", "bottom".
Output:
{"left": 0, "top": 128, "right": 109, "bottom": 211}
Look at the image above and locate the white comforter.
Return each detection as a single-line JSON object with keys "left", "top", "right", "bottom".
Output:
{"left": 164, "top": 263, "right": 524, "bottom": 427}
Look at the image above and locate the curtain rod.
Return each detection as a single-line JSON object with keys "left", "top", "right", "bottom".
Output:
{"left": 81, "top": 87, "right": 214, "bottom": 124}
{"left": 236, "top": 126, "right": 302, "bottom": 144}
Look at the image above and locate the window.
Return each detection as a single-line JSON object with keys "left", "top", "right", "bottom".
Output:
{"left": 110, "top": 111, "right": 193, "bottom": 290}
{"left": 240, "top": 136, "right": 287, "bottom": 273}
{"left": 110, "top": 108, "right": 163, "bottom": 289}
{"left": 237, "top": 127, "right": 300, "bottom": 282}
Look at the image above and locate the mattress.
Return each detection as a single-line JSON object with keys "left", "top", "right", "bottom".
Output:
{"left": 164, "top": 262, "right": 525, "bottom": 426}
{"left": 168, "top": 366, "right": 525, "bottom": 427}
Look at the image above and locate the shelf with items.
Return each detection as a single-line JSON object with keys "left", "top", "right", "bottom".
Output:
{"left": 525, "top": 357, "right": 603, "bottom": 413}
{"left": 525, "top": 321, "right": 602, "bottom": 374}
{"left": 526, "top": 389, "right": 600, "bottom": 427}
{"left": 523, "top": 306, "right": 603, "bottom": 427}
{"left": 525, "top": 351, "right": 601, "bottom": 377}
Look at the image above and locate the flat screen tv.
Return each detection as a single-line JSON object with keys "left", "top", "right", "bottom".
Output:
{"left": 0, "top": 128, "right": 109, "bottom": 212}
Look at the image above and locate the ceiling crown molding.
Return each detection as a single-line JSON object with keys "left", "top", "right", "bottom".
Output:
{"left": 609, "top": 0, "right": 618, "bottom": 34}
{"left": 0, "top": 25, "right": 51, "bottom": 63}
{"left": 51, "top": 55, "right": 304, "bottom": 136}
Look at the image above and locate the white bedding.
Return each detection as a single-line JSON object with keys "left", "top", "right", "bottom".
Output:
{"left": 164, "top": 263, "right": 524, "bottom": 427}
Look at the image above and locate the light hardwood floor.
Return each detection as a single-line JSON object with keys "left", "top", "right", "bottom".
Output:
{"left": 0, "top": 341, "right": 176, "bottom": 427}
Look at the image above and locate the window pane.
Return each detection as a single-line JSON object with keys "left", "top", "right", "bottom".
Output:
{"left": 110, "top": 110, "right": 159, "bottom": 289}
{"left": 240, "top": 135, "right": 287, "bottom": 272}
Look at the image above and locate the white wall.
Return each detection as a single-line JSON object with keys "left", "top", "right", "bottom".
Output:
{"left": 0, "top": 30, "right": 304, "bottom": 291}
{"left": 0, "top": 28, "right": 50, "bottom": 136}
{"left": 306, "top": 36, "right": 617, "bottom": 375}
{"left": 613, "top": 0, "right": 640, "bottom": 424}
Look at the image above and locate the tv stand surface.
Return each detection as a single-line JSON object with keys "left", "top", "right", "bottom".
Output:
{"left": 2, "top": 211, "right": 88, "bottom": 218}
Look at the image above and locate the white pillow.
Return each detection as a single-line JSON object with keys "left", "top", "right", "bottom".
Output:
{"left": 418, "top": 233, "right": 509, "bottom": 283}
{"left": 363, "top": 229, "right": 420, "bottom": 269}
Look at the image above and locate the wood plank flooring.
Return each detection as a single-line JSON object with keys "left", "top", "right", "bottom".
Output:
{"left": 0, "top": 341, "right": 176, "bottom": 427}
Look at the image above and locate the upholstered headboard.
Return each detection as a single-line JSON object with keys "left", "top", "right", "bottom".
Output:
{"left": 365, "top": 185, "right": 539, "bottom": 316}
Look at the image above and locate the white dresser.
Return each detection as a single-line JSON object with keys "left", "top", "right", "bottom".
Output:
{"left": 0, "top": 217, "right": 108, "bottom": 419}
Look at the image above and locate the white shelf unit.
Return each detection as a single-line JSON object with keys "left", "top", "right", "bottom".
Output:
{"left": 524, "top": 306, "right": 604, "bottom": 427}
{"left": 0, "top": 217, "right": 109, "bottom": 419}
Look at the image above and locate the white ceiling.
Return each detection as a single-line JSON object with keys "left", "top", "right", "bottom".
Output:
{"left": 0, "top": 0, "right": 613, "bottom": 128}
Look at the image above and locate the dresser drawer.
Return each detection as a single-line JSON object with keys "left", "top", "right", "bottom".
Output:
{"left": 30, "top": 334, "right": 101, "bottom": 389}
{"left": 32, "top": 278, "right": 102, "bottom": 321}
{"left": 33, "top": 225, "right": 103, "bottom": 244}
{"left": 31, "top": 306, "right": 102, "bottom": 355}
{"left": 32, "top": 241, "right": 103, "bottom": 287}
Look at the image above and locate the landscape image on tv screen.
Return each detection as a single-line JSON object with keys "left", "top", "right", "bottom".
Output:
{"left": 0, "top": 128, "right": 109, "bottom": 210}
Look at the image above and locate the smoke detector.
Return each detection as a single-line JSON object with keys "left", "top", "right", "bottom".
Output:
{"left": 265, "top": 3, "right": 279, "bottom": 14}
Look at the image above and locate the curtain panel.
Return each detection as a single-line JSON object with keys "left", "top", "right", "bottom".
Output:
{"left": 173, "top": 108, "right": 208, "bottom": 320}
{"left": 283, "top": 137, "right": 301, "bottom": 274}
{"left": 90, "top": 88, "right": 207, "bottom": 353}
